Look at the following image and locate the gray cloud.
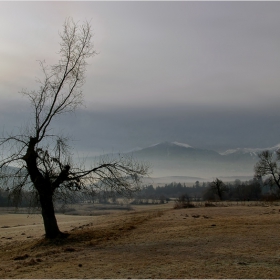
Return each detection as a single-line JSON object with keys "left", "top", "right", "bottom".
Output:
{"left": 39, "top": 104, "right": 280, "bottom": 155}
{"left": 1, "top": 2, "right": 280, "bottom": 156}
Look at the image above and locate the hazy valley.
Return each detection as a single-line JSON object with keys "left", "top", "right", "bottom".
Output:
{"left": 90, "top": 141, "right": 280, "bottom": 182}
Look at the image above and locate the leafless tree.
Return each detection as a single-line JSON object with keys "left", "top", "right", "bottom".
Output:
{"left": 254, "top": 150, "right": 280, "bottom": 189}
{"left": 210, "top": 178, "right": 227, "bottom": 201}
{"left": 0, "top": 18, "right": 149, "bottom": 239}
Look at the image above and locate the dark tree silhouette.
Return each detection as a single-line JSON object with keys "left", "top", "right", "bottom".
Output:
{"left": 210, "top": 178, "right": 227, "bottom": 201}
{"left": 0, "top": 18, "right": 149, "bottom": 239}
{"left": 254, "top": 150, "right": 280, "bottom": 189}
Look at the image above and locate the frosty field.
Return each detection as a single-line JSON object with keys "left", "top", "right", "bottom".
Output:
{"left": 0, "top": 202, "right": 280, "bottom": 278}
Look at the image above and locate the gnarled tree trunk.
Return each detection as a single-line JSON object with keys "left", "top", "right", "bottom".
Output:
{"left": 38, "top": 190, "right": 61, "bottom": 239}
{"left": 24, "top": 137, "right": 62, "bottom": 239}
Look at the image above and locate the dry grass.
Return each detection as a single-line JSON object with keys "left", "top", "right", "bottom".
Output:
{"left": 1, "top": 203, "right": 280, "bottom": 278}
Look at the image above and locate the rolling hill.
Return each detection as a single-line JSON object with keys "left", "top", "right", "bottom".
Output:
{"left": 126, "top": 141, "right": 277, "bottom": 180}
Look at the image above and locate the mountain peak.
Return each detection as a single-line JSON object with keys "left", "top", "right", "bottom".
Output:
{"left": 148, "top": 141, "right": 192, "bottom": 149}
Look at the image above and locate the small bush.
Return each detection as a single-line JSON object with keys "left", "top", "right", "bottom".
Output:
{"left": 205, "top": 202, "right": 216, "bottom": 207}
{"left": 174, "top": 194, "right": 195, "bottom": 209}
{"left": 261, "top": 193, "right": 279, "bottom": 202}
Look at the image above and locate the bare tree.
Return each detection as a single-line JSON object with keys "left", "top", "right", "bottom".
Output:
{"left": 0, "top": 18, "right": 149, "bottom": 239}
{"left": 254, "top": 150, "right": 280, "bottom": 189}
{"left": 210, "top": 178, "right": 227, "bottom": 201}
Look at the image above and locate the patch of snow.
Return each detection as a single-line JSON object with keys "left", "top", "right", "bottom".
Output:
{"left": 220, "top": 149, "right": 238, "bottom": 156}
{"left": 271, "top": 143, "right": 280, "bottom": 150}
{"left": 220, "top": 144, "right": 280, "bottom": 156}
{"left": 146, "top": 141, "right": 193, "bottom": 149}
{"left": 148, "top": 142, "right": 161, "bottom": 148}
{"left": 172, "top": 141, "right": 192, "bottom": 148}
{"left": 124, "top": 147, "right": 143, "bottom": 153}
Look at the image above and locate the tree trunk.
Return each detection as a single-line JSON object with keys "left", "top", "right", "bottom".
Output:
{"left": 38, "top": 191, "right": 61, "bottom": 239}
{"left": 217, "top": 187, "right": 222, "bottom": 201}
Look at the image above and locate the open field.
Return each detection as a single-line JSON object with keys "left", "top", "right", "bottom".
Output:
{"left": 1, "top": 202, "right": 280, "bottom": 278}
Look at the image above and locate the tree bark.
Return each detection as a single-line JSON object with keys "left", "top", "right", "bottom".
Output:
{"left": 217, "top": 187, "right": 222, "bottom": 201}
{"left": 38, "top": 190, "right": 61, "bottom": 239}
{"left": 23, "top": 138, "right": 62, "bottom": 239}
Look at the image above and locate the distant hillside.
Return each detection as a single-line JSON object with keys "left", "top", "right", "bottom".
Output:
{"left": 88, "top": 141, "right": 280, "bottom": 181}
{"left": 126, "top": 141, "right": 272, "bottom": 179}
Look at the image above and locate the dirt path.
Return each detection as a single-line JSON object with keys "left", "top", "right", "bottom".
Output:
{"left": 0, "top": 204, "right": 280, "bottom": 278}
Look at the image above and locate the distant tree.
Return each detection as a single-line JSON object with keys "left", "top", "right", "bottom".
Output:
{"left": 235, "top": 183, "right": 247, "bottom": 201}
{"left": 203, "top": 186, "right": 216, "bottom": 201}
{"left": 210, "top": 178, "right": 227, "bottom": 201}
{"left": 254, "top": 150, "right": 280, "bottom": 189}
{"left": 159, "top": 194, "right": 166, "bottom": 204}
{"left": 233, "top": 179, "right": 241, "bottom": 188}
{"left": 174, "top": 194, "right": 195, "bottom": 209}
{"left": 230, "top": 179, "right": 262, "bottom": 201}
{"left": 0, "top": 189, "right": 9, "bottom": 207}
{"left": 247, "top": 178, "right": 262, "bottom": 200}
{"left": 0, "top": 18, "right": 149, "bottom": 239}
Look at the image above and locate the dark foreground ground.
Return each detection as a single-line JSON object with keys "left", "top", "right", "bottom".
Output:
{"left": 0, "top": 202, "right": 280, "bottom": 278}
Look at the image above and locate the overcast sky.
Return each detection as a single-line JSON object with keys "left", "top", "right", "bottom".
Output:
{"left": 1, "top": 1, "right": 280, "bottom": 155}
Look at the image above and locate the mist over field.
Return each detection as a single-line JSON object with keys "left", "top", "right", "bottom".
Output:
{"left": 86, "top": 140, "right": 279, "bottom": 181}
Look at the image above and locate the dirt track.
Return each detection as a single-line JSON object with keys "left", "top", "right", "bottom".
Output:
{"left": 0, "top": 203, "right": 280, "bottom": 278}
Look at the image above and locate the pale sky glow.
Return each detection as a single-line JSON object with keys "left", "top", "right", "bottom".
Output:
{"left": 1, "top": 1, "right": 280, "bottom": 155}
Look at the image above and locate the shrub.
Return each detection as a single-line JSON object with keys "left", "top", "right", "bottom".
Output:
{"left": 174, "top": 194, "right": 195, "bottom": 209}
{"left": 205, "top": 202, "right": 216, "bottom": 207}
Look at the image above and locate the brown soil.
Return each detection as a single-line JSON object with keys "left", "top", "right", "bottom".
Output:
{"left": 0, "top": 203, "right": 280, "bottom": 278}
